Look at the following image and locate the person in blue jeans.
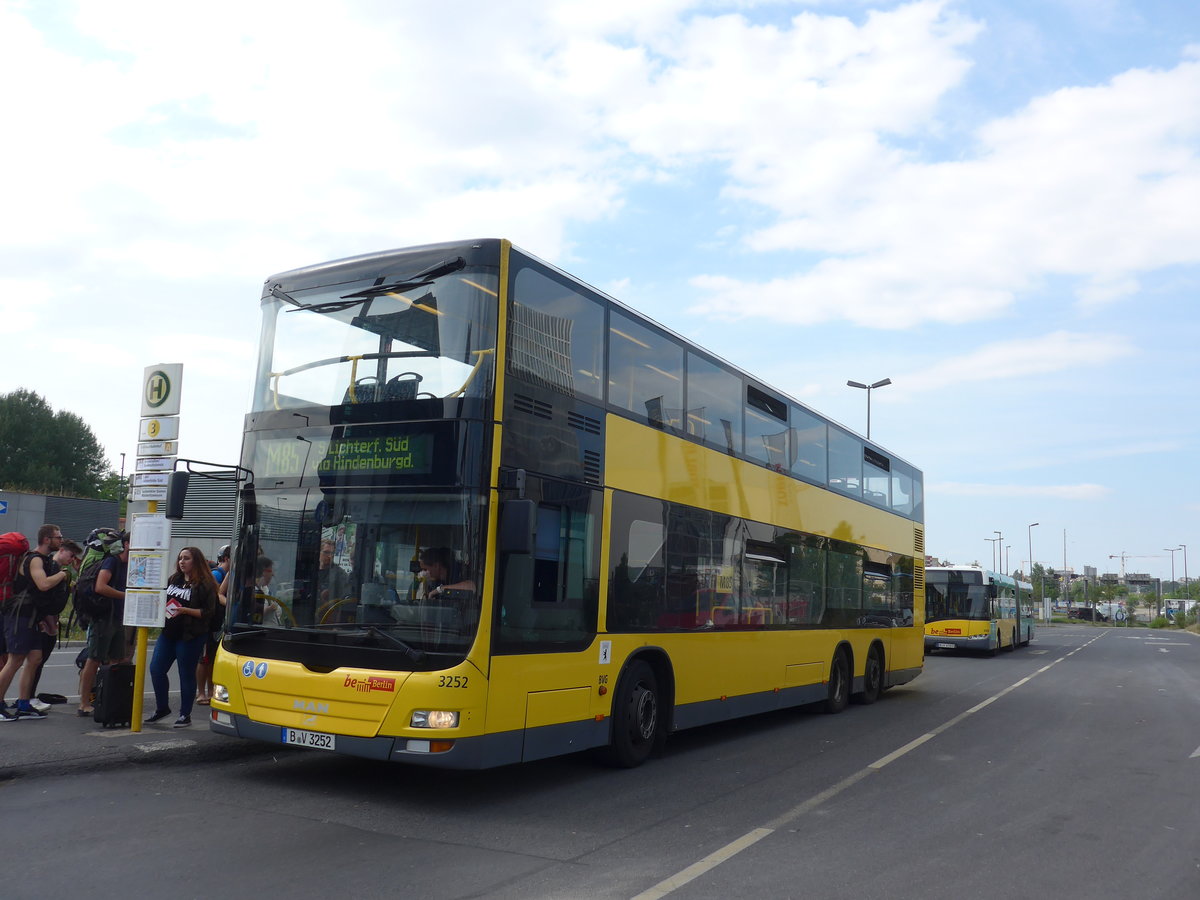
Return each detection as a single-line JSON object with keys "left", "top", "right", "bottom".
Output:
{"left": 146, "top": 547, "right": 218, "bottom": 728}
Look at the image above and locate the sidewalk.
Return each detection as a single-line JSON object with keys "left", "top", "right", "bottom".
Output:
{"left": 1, "top": 695, "right": 239, "bottom": 777}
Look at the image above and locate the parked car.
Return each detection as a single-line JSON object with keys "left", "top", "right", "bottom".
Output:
{"left": 1068, "top": 607, "right": 1109, "bottom": 622}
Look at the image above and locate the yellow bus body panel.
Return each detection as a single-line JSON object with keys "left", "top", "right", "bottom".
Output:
{"left": 926, "top": 620, "right": 991, "bottom": 639}
{"left": 213, "top": 651, "right": 491, "bottom": 739}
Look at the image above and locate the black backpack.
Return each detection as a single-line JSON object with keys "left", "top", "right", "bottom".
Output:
{"left": 1, "top": 551, "right": 68, "bottom": 621}
{"left": 33, "top": 553, "right": 70, "bottom": 617}
{"left": 72, "top": 556, "right": 113, "bottom": 625}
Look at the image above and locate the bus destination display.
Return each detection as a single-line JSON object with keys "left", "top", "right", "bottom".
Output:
{"left": 254, "top": 431, "right": 433, "bottom": 480}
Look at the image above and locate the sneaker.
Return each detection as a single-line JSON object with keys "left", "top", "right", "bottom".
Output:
{"left": 15, "top": 702, "right": 47, "bottom": 719}
{"left": 0, "top": 702, "right": 16, "bottom": 722}
{"left": 29, "top": 698, "right": 51, "bottom": 713}
{"left": 145, "top": 708, "right": 172, "bottom": 724}
{"left": 173, "top": 715, "right": 192, "bottom": 728}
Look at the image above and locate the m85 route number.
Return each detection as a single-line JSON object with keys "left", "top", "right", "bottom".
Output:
{"left": 438, "top": 675, "right": 469, "bottom": 688}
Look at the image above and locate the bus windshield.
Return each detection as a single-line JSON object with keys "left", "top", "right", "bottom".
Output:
{"left": 254, "top": 250, "right": 498, "bottom": 412}
{"left": 925, "top": 574, "right": 991, "bottom": 622}
{"left": 231, "top": 487, "right": 487, "bottom": 657}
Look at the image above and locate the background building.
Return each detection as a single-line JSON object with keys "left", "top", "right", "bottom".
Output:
{"left": 0, "top": 489, "right": 118, "bottom": 544}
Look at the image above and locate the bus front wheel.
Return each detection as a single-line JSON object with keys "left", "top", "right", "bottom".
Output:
{"left": 606, "top": 660, "right": 660, "bottom": 768}
{"left": 824, "top": 650, "right": 850, "bottom": 714}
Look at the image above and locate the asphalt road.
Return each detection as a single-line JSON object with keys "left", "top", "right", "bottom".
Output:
{"left": 4, "top": 625, "right": 1198, "bottom": 899}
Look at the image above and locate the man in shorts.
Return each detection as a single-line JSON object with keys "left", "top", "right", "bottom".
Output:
{"left": 77, "top": 535, "right": 130, "bottom": 717}
{"left": 0, "top": 525, "right": 68, "bottom": 721}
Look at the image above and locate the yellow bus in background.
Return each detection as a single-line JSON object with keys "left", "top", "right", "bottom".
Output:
{"left": 925, "top": 566, "right": 1035, "bottom": 655}
{"left": 208, "top": 239, "right": 925, "bottom": 768}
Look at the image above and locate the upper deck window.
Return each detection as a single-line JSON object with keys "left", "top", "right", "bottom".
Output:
{"left": 686, "top": 353, "right": 742, "bottom": 455}
{"left": 255, "top": 252, "right": 499, "bottom": 413}
{"left": 745, "top": 386, "right": 789, "bottom": 470}
{"left": 790, "top": 405, "right": 828, "bottom": 484}
{"left": 608, "top": 310, "right": 683, "bottom": 430}
{"left": 828, "top": 427, "right": 862, "bottom": 499}
{"left": 509, "top": 265, "right": 605, "bottom": 401}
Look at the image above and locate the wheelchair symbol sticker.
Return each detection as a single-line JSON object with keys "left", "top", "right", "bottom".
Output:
{"left": 242, "top": 661, "right": 255, "bottom": 677}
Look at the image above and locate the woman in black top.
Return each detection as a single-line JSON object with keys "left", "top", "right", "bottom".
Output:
{"left": 146, "top": 547, "right": 218, "bottom": 728}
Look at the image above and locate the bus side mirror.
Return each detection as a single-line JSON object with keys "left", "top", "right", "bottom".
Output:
{"left": 165, "top": 471, "right": 190, "bottom": 520}
{"left": 499, "top": 499, "right": 536, "bottom": 555}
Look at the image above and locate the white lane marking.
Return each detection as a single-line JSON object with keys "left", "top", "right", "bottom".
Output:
{"left": 630, "top": 829, "right": 775, "bottom": 900}
{"left": 1190, "top": 746, "right": 1200, "bottom": 759}
{"left": 633, "top": 631, "right": 1108, "bottom": 899}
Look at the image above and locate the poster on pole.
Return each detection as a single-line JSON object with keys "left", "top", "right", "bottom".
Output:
{"left": 128, "top": 550, "right": 170, "bottom": 590}
{"left": 130, "top": 512, "right": 171, "bottom": 550}
{"left": 124, "top": 589, "right": 167, "bottom": 627}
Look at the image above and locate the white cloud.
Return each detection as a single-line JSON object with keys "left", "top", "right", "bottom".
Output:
{"left": 899, "top": 331, "right": 1136, "bottom": 392}
{"left": 686, "top": 51, "right": 1200, "bottom": 327}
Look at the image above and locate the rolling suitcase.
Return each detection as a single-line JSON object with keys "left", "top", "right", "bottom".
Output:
{"left": 92, "top": 663, "right": 135, "bottom": 728}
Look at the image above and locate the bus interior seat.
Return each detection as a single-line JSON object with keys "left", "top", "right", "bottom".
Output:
{"left": 384, "top": 372, "right": 422, "bottom": 401}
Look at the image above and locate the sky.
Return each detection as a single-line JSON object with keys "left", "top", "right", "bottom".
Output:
{"left": 2, "top": 0, "right": 1197, "bottom": 585}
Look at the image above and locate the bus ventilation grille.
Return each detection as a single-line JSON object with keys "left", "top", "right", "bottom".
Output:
{"left": 514, "top": 393, "right": 553, "bottom": 420}
{"left": 567, "top": 411, "right": 602, "bottom": 435}
{"left": 583, "top": 450, "right": 601, "bottom": 484}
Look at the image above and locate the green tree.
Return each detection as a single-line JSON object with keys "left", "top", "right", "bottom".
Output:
{"left": 0, "top": 389, "right": 114, "bottom": 497}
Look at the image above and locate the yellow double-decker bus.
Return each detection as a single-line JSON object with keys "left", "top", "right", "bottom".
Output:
{"left": 925, "top": 566, "right": 1035, "bottom": 655}
{"left": 207, "top": 239, "right": 925, "bottom": 768}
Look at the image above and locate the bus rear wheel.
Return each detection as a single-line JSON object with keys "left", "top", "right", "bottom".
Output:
{"left": 605, "top": 660, "right": 660, "bottom": 768}
{"left": 824, "top": 650, "right": 850, "bottom": 714}
{"left": 854, "top": 646, "right": 883, "bottom": 705}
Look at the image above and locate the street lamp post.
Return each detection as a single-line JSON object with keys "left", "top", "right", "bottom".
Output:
{"left": 1164, "top": 547, "right": 1178, "bottom": 619}
{"left": 986, "top": 537, "right": 1000, "bottom": 572}
{"left": 994, "top": 530, "right": 1004, "bottom": 573}
{"left": 1028, "top": 522, "right": 1039, "bottom": 619}
{"left": 1180, "top": 544, "right": 1189, "bottom": 618}
{"left": 845, "top": 378, "right": 891, "bottom": 440}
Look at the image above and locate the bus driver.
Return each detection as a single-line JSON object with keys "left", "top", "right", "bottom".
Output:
{"left": 418, "top": 547, "right": 475, "bottom": 600}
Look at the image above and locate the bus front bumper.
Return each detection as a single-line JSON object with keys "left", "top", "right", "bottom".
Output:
{"left": 924, "top": 635, "right": 994, "bottom": 652}
{"left": 206, "top": 708, "right": 520, "bottom": 769}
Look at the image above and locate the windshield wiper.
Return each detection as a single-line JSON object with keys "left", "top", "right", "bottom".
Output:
{"left": 281, "top": 256, "right": 466, "bottom": 314}
{"left": 364, "top": 625, "right": 426, "bottom": 664}
{"left": 338, "top": 256, "right": 465, "bottom": 301}
{"left": 270, "top": 284, "right": 302, "bottom": 307}
{"left": 224, "top": 628, "right": 270, "bottom": 643}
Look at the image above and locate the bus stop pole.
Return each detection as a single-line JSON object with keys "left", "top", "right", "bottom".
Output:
{"left": 128, "top": 498, "right": 155, "bottom": 733}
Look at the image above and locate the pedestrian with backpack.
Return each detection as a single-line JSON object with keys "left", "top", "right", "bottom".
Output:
{"left": 0, "top": 524, "right": 68, "bottom": 721}
{"left": 27, "top": 539, "right": 82, "bottom": 711}
{"left": 146, "top": 547, "right": 218, "bottom": 728}
{"left": 0, "top": 530, "right": 33, "bottom": 676}
{"left": 77, "top": 533, "right": 131, "bottom": 718}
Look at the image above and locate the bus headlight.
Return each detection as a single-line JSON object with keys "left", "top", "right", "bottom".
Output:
{"left": 411, "top": 710, "right": 459, "bottom": 729}
{"left": 214, "top": 684, "right": 230, "bottom": 702}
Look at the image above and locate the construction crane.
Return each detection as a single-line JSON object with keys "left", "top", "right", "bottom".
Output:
{"left": 1108, "top": 552, "right": 1163, "bottom": 580}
